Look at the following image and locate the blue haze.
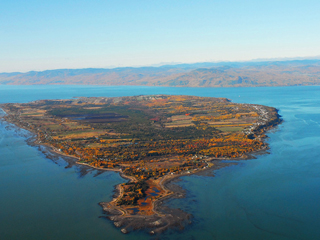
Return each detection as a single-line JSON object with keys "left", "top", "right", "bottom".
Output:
{"left": 1, "top": 85, "right": 320, "bottom": 239}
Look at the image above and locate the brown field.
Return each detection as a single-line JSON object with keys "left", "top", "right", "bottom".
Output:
{"left": 52, "top": 130, "right": 107, "bottom": 140}
{"left": 145, "top": 160, "right": 182, "bottom": 170}
{"left": 47, "top": 124, "right": 63, "bottom": 130}
{"left": 87, "top": 141, "right": 132, "bottom": 148}
{"left": 83, "top": 107, "right": 102, "bottom": 110}
{"left": 64, "top": 122, "right": 90, "bottom": 130}
{"left": 216, "top": 126, "right": 244, "bottom": 132}
{"left": 21, "top": 109, "right": 46, "bottom": 115}
{"left": 164, "top": 118, "right": 194, "bottom": 128}
{"left": 21, "top": 113, "right": 45, "bottom": 117}
{"left": 207, "top": 121, "right": 234, "bottom": 125}
{"left": 169, "top": 115, "right": 193, "bottom": 121}
{"left": 143, "top": 156, "right": 185, "bottom": 170}
{"left": 164, "top": 123, "right": 195, "bottom": 128}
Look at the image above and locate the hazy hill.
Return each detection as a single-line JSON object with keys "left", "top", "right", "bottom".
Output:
{"left": 1, "top": 59, "right": 320, "bottom": 87}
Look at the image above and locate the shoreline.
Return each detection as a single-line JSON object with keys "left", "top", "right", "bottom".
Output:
{"left": 0, "top": 106, "right": 282, "bottom": 235}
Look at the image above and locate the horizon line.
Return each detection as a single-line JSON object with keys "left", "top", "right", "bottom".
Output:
{"left": 2, "top": 55, "right": 320, "bottom": 74}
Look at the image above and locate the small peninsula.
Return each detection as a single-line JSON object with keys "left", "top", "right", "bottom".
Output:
{"left": 0, "top": 95, "right": 281, "bottom": 234}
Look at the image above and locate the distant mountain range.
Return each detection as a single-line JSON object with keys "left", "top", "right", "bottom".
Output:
{"left": 1, "top": 59, "right": 320, "bottom": 87}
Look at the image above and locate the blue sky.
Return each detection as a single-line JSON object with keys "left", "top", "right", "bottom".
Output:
{"left": 1, "top": 0, "right": 320, "bottom": 72}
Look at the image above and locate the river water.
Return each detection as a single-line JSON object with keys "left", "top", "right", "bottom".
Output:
{"left": 1, "top": 85, "right": 320, "bottom": 240}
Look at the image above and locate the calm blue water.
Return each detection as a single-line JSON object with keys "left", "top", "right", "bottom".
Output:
{"left": 1, "top": 85, "right": 320, "bottom": 240}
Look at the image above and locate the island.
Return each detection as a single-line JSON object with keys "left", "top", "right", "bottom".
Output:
{"left": 0, "top": 95, "right": 281, "bottom": 234}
